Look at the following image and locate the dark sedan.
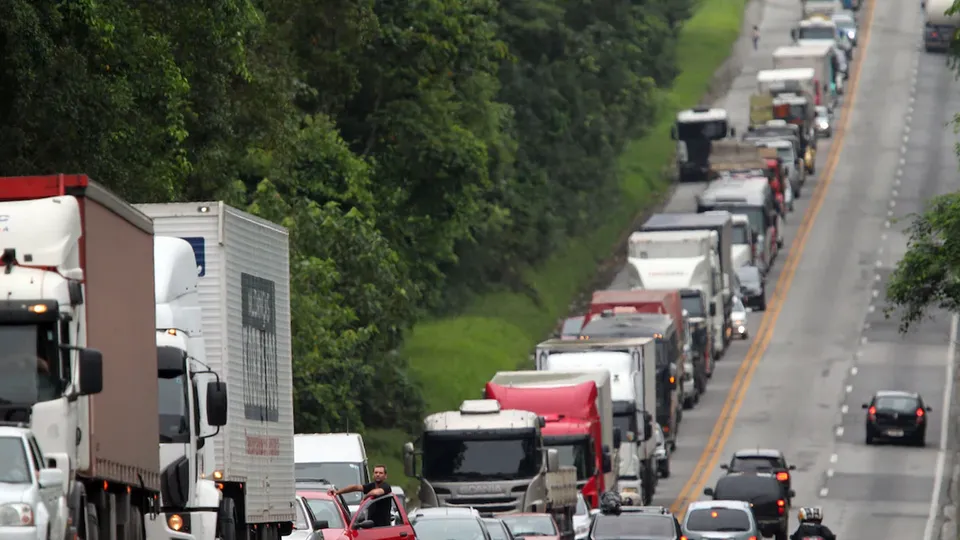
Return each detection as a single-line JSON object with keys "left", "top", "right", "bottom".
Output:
{"left": 736, "top": 265, "right": 766, "bottom": 311}
{"left": 863, "top": 390, "right": 932, "bottom": 446}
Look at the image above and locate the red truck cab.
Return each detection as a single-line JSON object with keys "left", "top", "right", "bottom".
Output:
{"left": 339, "top": 494, "right": 415, "bottom": 540}
{"left": 484, "top": 381, "right": 611, "bottom": 509}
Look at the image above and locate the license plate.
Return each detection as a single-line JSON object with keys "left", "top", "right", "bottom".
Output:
{"left": 886, "top": 429, "right": 904, "bottom": 437}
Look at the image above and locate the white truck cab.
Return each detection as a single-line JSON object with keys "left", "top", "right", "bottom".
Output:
{"left": 295, "top": 433, "right": 371, "bottom": 513}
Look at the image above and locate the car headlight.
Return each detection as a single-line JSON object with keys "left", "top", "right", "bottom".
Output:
{"left": 576, "top": 524, "right": 589, "bottom": 537}
{"left": 0, "top": 503, "right": 33, "bottom": 526}
{"left": 621, "top": 487, "right": 638, "bottom": 494}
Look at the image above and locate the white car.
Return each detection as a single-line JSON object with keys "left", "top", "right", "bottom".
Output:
{"left": 654, "top": 423, "right": 671, "bottom": 478}
{"left": 731, "top": 296, "right": 749, "bottom": 340}
{"left": 0, "top": 426, "right": 67, "bottom": 540}
{"left": 573, "top": 493, "right": 591, "bottom": 540}
{"left": 681, "top": 359, "right": 697, "bottom": 409}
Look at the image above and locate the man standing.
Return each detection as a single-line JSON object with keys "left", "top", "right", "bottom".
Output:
{"left": 329, "top": 465, "right": 393, "bottom": 527}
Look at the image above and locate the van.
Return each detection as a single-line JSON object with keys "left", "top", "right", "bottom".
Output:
{"left": 295, "top": 433, "right": 371, "bottom": 512}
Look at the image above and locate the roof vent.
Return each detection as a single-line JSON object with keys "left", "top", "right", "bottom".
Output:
{"left": 692, "top": 106, "right": 710, "bottom": 113}
{"left": 460, "top": 399, "right": 501, "bottom": 415}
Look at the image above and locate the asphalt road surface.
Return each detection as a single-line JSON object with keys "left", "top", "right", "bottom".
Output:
{"left": 607, "top": 0, "right": 960, "bottom": 536}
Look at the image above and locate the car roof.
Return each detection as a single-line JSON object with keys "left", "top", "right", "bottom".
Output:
{"left": 876, "top": 390, "right": 919, "bottom": 399}
{"left": 732, "top": 448, "right": 784, "bottom": 459}
{"left": 0, "top": 426, "right": 31, "bottom": 437}
{"left": 686, "top": 500, "right": 752, "bottom": 512}
{"left": 413, "top": 508, "right": 481, "bottom": 518}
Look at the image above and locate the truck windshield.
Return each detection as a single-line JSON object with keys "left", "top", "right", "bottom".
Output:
{"left": 422, "top": 431, "right": 540, "bottom": 481}
{"left": 676, "top": 119, "right": 727, "bottom": 140}
{"left": 731, "top": 224, "right": 750, "bottom": 244}
{"left": 681, "top": 293, "right": 706, "bottom": 318}
{"left": 296, "top": 462, "right": 365, "bottom": 505}
{"left": 158, "top": 367, "right": 190, "bottom": 444}
{"left": 799, "top": 27, "right": 837, "bottom": 40}
{"left": 612, "top": 412, "right": 637, "bottom": 442}
{"left": 545, "top": 435, "right": 595, "bottom": 480}
{"left": 0, "top": 324, "right": 65, "bottom": 406}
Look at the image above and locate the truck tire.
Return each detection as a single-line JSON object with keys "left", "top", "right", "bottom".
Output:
{"left": 641, "top": 465, "right": 654, "bottom": 505}
{"left": 84, "top": 503, "right": 99, "bottom": 540}
{"left": 125, "top": 507, "right": 144, "bottom": 540}
{"left": 218, "top": 497, "right": 239, "bottom": 540}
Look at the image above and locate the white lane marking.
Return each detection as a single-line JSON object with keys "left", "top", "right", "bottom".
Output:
{"left": 819, "top": 487, "right": 829, "bottom": 497}
{"left": 845, "top": 385, "right": 853, "bottom": 393}
{"left": 851, "top": 366, "right": 858, "bottom": 375}
{"left": 905, "top": 126, "right": 911, "bottom": 134}
{"left": 868, "top": 305, "right": 876, "bottom": 313}
{"left": 841, "top": 404, "right": 849, "bottom": 414}
{"left": 830, "top": 454, "right": 838, "bottom": 464}
{"left": 827, "top": 469, "right": 835, "bottom": 478}
{"left": 900, "top": 157, "right": 906, "bottom": 166}
{"left": 922, "top": 313, "right": 958, "bottom": 540}
{"left": 835, "top": 426, "right": 844, "bottom": 437}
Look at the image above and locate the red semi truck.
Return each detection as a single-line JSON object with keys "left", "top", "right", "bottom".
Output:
{"left": 484, "top": 370, "right": 620, "bottom": 509}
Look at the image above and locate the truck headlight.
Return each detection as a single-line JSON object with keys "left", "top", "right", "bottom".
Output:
{"left": 0, "top": 503, "right": 34, "bottom": 526}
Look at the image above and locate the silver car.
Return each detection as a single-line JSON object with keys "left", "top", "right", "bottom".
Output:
{"left": 653, "top": 423, "right": 671, "bottom": 478}
{"left": 731, "top": 295, "right": 748, "bottom": 340}
{"left": 682, "top": 500, "right": 759, "bottom": 540}
{"left": 816, "top": 106, "right": 833, "bottom": 138}
{"left": 0, "top": 426, "right": 67, "bottom": 540}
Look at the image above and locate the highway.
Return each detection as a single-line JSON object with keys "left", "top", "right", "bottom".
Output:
{"left": 607, "top": 0, "right": 960, "bottom": 536}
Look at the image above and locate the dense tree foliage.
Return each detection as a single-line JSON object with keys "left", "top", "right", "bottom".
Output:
{"left": 0, "top": 0, "right": 693, "bottom": 432}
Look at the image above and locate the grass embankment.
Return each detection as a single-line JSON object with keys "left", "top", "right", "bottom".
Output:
{"left": 367, "top": 0, "right": 749, "bottom": 497}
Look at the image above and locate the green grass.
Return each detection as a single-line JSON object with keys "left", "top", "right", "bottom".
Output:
{"left": 366, "top": 0, "right": 749, "bottom": 501}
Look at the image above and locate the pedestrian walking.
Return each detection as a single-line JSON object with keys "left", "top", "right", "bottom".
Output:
{"left": 752, "top": 26, "right": 760, "bottom": 50}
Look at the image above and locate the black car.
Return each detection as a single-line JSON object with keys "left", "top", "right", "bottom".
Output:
{"left": 720, "top": 448, "right": 797, "bottom": 502}
{"left": 736, "top": 265, "right": 766, "bottom": 311}
{"left": 863, "top": 390, "right": 932, "bottom": 446}
{"left": 590, "top": 507, "right": 684, "bottom": 540}
{"left": 704, "top": 472, "right": 794, "bottom": 540}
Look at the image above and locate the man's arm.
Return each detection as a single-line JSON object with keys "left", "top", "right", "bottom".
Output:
{"left": 328, "top": 484, "right": 365, "bottom": 496}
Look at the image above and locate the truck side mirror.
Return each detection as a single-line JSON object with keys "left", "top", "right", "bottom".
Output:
{"left": 709, "top": 304, "right": 717, "bottom": 317}
{"left": 403, "top": 442, "right": 416, "bottom": 477}
{"left": 601, "top": 453, "right": 612, "bottom": 474}
{"left": 642, "top": 411, "right": 654, "bottom": 442}
{"left": 613, "top": 427, "right": 622, "bottom": 448}
{"left": 205, "top": 381, "right": 228, "bottom": 427}
{"left": 546, "top": 448, "right": 560, "bottom": 472}
{"left": 729, "top": 127, "right": 736, "bottom": 137}
{"left": 703, "top": 487, "right": 715, "bottom": 497}
{"left": 78, "top": 348, "right": 103, "bottom": 396}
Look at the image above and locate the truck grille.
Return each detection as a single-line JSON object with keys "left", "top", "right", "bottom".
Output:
{"left": 434, "top": 486, "right": 527, "bottom": 514}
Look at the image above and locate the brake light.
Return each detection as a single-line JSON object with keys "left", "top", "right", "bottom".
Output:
{"left": 777, "top": 499, "right": 785, "bottom": 515}
{"left": 776, "top": 472, "right": 789, "bottom": 482}
{"left": 917, "top": 408, "right": 924, "bottom": 417}
{"left": 748, "top": 537, "right": 757, "bottom": 540}
{"left": 868, "top": 406, "right": 876, "bottom": 420}
{"left": 680, "top": 537, "right": 688, "bottom": 540}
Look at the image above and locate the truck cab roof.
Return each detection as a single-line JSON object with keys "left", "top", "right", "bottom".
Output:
{"left": 642, "top": 212, "right": 732, "bottom": 230}
{"left": 581, "top": 313, "right": 674, "bottom": 338}
{"left": 676, "top": 108, "right": 728, "bottom": 123}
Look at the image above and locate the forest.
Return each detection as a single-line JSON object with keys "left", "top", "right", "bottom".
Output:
{"left": 0, "top": 0, "right": 696, "bottom": 435}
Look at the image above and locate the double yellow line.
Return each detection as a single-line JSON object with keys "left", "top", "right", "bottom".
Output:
{"left": 667, "top": 0, "right": 879, "bottom": 518}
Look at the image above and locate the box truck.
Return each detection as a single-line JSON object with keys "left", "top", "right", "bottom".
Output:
{"left": 136, "top": 202, "right": 296, "bottom": 539}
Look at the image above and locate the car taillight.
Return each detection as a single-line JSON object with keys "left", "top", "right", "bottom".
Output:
{"left": 680, "top": 537, "right": 688, "bottom": 540}
{"left": 748, "top": 537, "right": 757, "bottom": 540}
{"left": 868, "top": 406, "right": 876, "bottom": 420}
{"left": 777, "top": 499, "right": 785, "bottom": 515}
{"left": 917, "top": 408, "right": 925, "bottom": 424}
{"left": 776, "top": 472, "right": 789, "bottom": 482}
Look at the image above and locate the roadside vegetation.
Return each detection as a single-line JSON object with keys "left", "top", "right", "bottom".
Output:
{"left": 0, "top": 0, "right": 743, "bottom": 494}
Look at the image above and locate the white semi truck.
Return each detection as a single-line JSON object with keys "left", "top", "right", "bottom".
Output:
{"left": 0, "top": 174, "right": 160, "bottom": 540}
{"left": 534, "top": 338, "right": 658, "bottom": 505}
{"left": 626, "top": 231, "right": 726, "bottom": 360}
{"left": 136, "top": 202, "right": 296, "bottom": 540}
{"left": 147, "top": 236, "right": 229, "bottom": 540}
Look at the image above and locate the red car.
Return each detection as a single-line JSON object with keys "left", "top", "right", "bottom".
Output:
{"left": 496, "top": 514, "right": 561, "bottom": 540}
{"left": 341, "top": 494, "right": 416, "bottom": 540}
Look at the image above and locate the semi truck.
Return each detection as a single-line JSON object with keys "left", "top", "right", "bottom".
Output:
{"left": 639, "top": 213, "right": 735, "bottom": 351}
{"left": 625, "top": 231, "right": 725, "bottom": 361}
{"left": 484, "top": 370, "right": 620, "bottom": 509}
{"left": 0, "top": 174, "right": 159, "bottom": 540}
{"left": 534, "top": 338, "right": 658, "bottom": 505}
{"left": 136, "top": 202, "right": 296, "bottom": 540}
{"left": 403, "top": 399, "right": 579, "bottom": 533}
{"left": 671, "top": 107, "right": 734, "bottom": 182}
{"left": 147, "top": 236, "right": 229, "bottom": 540}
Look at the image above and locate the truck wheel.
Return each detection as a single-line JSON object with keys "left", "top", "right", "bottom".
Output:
{"left": 84, "top": 503, "right": 99, "bottom": 540}
{"left": 125, "top": 507, "right": 144, "bottom": 540}
{"left": 218, "top": 497, "right": 239, "bottom": 540}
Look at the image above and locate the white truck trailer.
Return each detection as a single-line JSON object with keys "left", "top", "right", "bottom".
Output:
{"left": 626, "top": 231, "right": 726, "bottom": 359}
{"left": 0, "top": 175, "right": 159, "bottom": 540}
{"left": 534, "top": 338, "right": 658, "bottom": 505}
{"left": 147, "top": 236, "right": 229, "bottom": 540}
{"left": 136, "top": 202, "right": 296, "bottom": 540}
{"left": 773, "top": 44, "right": 837, "bottom": 104}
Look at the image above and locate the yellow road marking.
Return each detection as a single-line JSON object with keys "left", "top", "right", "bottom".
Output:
{"left": 668, "top": 0, "right": 879, "bottom": 518}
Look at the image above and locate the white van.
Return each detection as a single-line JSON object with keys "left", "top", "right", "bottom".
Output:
{"left": 295, "top": 433, "right": 370, "bottom": 512}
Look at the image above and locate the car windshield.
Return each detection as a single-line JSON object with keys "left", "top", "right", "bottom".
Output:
{"left": 304, "top": 498, "right": 346, "bottom": 529}
{"left": 593, "top": 514, "right": 676, "bottom": 538}
{"left": 0, "top": 436, "right": 31, "bottom": 484}
{"left": 295, "top": 462, "right": 365, "bottom": 505}
{"left": 876, "top": 396, "right": 919, "bottom": 411}
{"left": 484, "top": 520, "right": 511, "bottom": 540}
{"left": 686, "top": 508, "right": 752, "bottom": 532}
{"left": 413, "top": 518, "right": 486, "bottom": 540}
{"left": 731, "top": 456, "right": 780, "bottom": 471}
{"left": 737, "top": 267, "right": 761, "bottom": 287}
{"left": 799, "top": 27, "right": 837, "bottom": 40}
{"left": 731, "top": 224, "right": 750, "bottom": 244}
{"left": 500, "top": 515, "right": 557, "bottom": 537}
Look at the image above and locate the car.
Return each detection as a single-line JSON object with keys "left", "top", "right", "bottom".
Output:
{"left": 412, "top": 507, "right": 490, "bottom": 540}
{"left": 862, "top": 390, "right": 932, "bottom": 446}
{"left": 346, "top": 493, "right": 416, "bottom": 540}
{"left": 296, "top": 489, "right": 353, "bottom": 540}
{"left": 703, "top": 472, "right": 794, "bottom": 540}
{"left": 736, "top": 265, "right": 767, "bottom": 311}
{"left": 483, "top": 518, "right": 518, "bottom": 540}
{"left": 731, "top": 295, "right": 749, "bottom": 340}
{"left": 682, "top": 500, "right": 759, "bottom": 540}
{"left": 832, "top": 13, "right": 858, "bottom": 45}
{"left": 497, "top": 513, "right": 562, "bottom": 540}
{"left": 654, "top": 423, "right": 671, "bottom": 478}
{"left": 720, "top": 448, "right": 796, "bottom": 501}
{"left": 572, "top": 493, "right": 591, "bottom": 540}
{"left": 681, "top": 358, "right": 697, "bottom": 409}
{"left": 815, "top": 106, "right": 833, "bottom": 138}
{"left": 590, "top": 506, "right": 684, "bottom": 540}
{"left": 393, "top": 486, "right": 407, "bottom": 510}
{"left": 291, "top": 495, "right": 326, "bottom": 540}
{"left": 0, "top": 426, "right": 67, "bottom": 540}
